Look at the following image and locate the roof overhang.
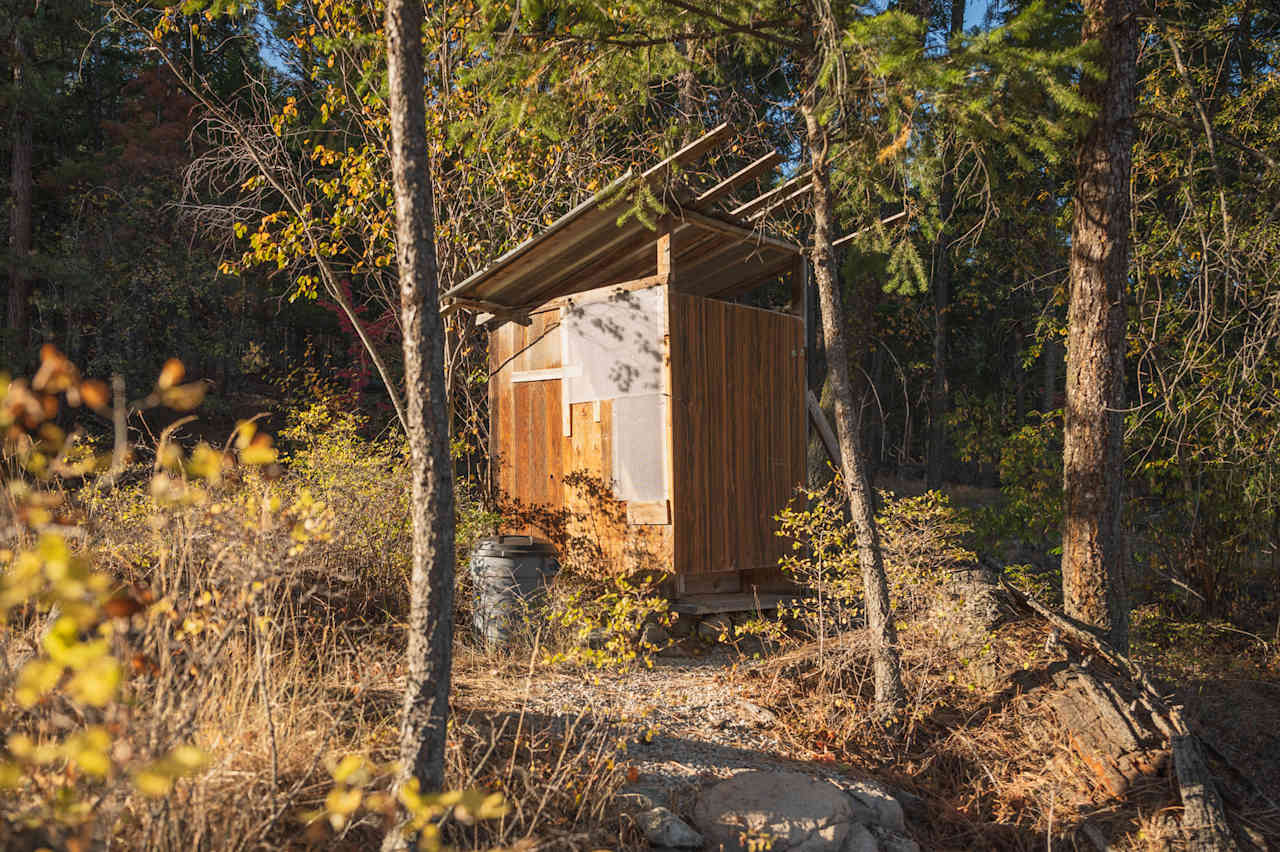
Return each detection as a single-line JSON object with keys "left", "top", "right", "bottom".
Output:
{"left": 442, "top": 125, "right": 804, "bottom": 316}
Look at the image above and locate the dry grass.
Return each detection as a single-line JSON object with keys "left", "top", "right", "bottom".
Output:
{"left": 5, "top": 408, "right": 1279, "bottom": 851}
{"left": 0, "top": 409, "right": 631, "bottom": 852}
{"left": 733, "top": 600, "right": 1280, "bottom": 851}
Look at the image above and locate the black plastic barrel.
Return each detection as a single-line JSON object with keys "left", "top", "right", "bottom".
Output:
{"left": 469, "top": 536, "right": 559, "bottom": 646}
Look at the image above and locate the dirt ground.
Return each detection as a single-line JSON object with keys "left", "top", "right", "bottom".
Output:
{"left": 448, "top": 602, "right": 1280, "bottom": 851}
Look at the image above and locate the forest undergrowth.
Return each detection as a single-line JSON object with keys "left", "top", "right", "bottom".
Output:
{"left": 2, "top": 359, "right": 1278, "bottom": 851}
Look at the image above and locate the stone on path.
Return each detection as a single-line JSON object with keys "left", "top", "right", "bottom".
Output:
{"left": 636, "top": 806, "right": 704, "bottom": 848}
{"left": 693, "top": 770, "right": 916, "bottom": 852}
{"left": 697, "top": 614, "right": 734, "bottom": 644}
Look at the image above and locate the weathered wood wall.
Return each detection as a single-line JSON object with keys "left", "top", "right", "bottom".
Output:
{"left": 488, "top": 303, "right": 672, "bottom": 577}
{"left": 490, "top": 309, "right": 563, "bottom": 517}
{"left": 488, "top": 283, "right": 804, "bottom": 587}
{"left": 668, "top": 291, "right": 805, "bottom": 587}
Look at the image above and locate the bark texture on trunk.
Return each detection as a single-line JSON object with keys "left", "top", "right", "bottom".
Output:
{"left": 802, "top": 99, "right": 904, "bottom": 712}
{"left": 1063, "top": 0, "right": 1136, "bottom": 652}
{"left": 926, "top": 0, "right": 966, "bottom": 490}
{"left": 8, "top": 17, "right": 33, "bottom": 355}
{"left": 384, "top": 0, "right": 456, "bottom": 846}
{"left": 676, "top": 31, "right": 700, "bottom": 138}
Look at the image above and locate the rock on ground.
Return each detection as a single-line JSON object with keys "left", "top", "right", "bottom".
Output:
{"left": 697, "top": 614, "right": 734, "bottom": 644}
{"left": 635, "top": 806, "right": 703, "bottom": 848}
{"left": 693, "top": 770, "right": 916, "bottom": 852}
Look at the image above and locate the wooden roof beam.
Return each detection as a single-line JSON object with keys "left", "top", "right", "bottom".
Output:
{"left": 703, "top": 254, "right": 797, "bottom": 300}
{"left": 694, "top": 151, "right": 783, "bottom": 209}
{"left": 730, "top": 169, "right": 812, "bottom": 219}
{"left": 746, "top": 182, "right": 812, "bottom": 221}
{"left": 640, "top": 122, "right": 732, "bottom": 183}
{"left": 495, "top": 214, "right": 652, "bottom": 304}
{"left": 676, "top": 240, "right": 766, "bottom": 287}
{"left": 447, "top": 297, "right": 535, "bottom": 328}
{"left": 832, "top": 210, "right": 909, "bottom": 247}
{"left": 566, "top": 221, "right": 729, "bottom": 294}
{"left": 677, "top": 208, "right": 801, "bottom": 256}
{"left": 443, "top": 171, "right": 634, "bottom": 302}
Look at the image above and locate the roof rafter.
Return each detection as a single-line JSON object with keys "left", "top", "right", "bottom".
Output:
{"left": 731, "top": 169, "right": 813, "bottom": 218}
{"left": 694, "top": 151, "right": 783, "bottom": 208}
{"left": 832, "top": 210, "right": 908, "bottom": 247}
{"left": 641, "top": 122, "right": 732, "bottom": 183}
{"left": 444, "top": 123, "right": 807, "bottom": 312}
{"left": 746, "top": 182, "right": 812, "bottom": 221}
{"left": 705, "top": 254, "right": 797, "bottom": 300}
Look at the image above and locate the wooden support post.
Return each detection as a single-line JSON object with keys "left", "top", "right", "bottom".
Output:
{"left": 657, "top": 217, "right": 675, "bottom": 284}
{"left": 560, "top": 310, "right": 572, "bottom": 437}
{"left": 660, "top": 288, "right": 677, "bottom": 542}
{"left": 788, "top": 254, "right": 806, "bottom": 315}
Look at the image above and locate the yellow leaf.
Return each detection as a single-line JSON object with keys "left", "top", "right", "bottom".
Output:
{"left": 326, "top": 786, "right": 363, "bottom": 816}
{"left": 67, "top": 656, "right": 121, "bottom": 707}
{"left": 15, "top": 659, "right": 63, "bottom": 708}
{"left": 134, "top": 768, "right": 173, "bottom": 797}
{"left": 187, "top": 443, "right": 224, "bottom": 483}
{"left": 79, "top": 379, "right": 110, "bottom": 409}
{"left": 168, "top": 745, "right": 208, "bottom": 773}
{"left": 331, "top": 754, "right": 367, "bottom": 785}
{"left": 240, "top": 443, "right": 278, "bottom": 466}
{"left": 64, "top": 726, "right": 112, "bottom": 776}
{"left": 0, "top": 761, "right": 21, "bottom": 789}
{"left": 7, "top": 734, "right": 35, "bottom": 760}
{"left": 160, "top": 382, "right": 207, "bottom": 412}
{"left": 234, "top": 420, "right": 257, "bottom": 449}
{"left": 157, "top": 358, "right": 185, "bottom": 390}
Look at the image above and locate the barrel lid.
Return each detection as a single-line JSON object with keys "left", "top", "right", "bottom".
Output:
{"left": 472, "top": 535, "right": 558, "bottom": 558}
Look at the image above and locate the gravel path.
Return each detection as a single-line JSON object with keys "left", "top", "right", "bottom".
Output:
{"left": 454, "top": 648, "right": 840, "bottom": 807}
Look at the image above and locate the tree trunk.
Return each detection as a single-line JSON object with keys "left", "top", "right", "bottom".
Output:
{"left": 383, "top": 0, "right": 457, "bottom": 847}
{"left": 1042, "top": 337, "right": 1059, "bottom": 413}
{"left": 1062, "top": 0, "right": 1135, "bottom": 652}
{"left": 926, "top": 0, "right": 966, "bottom": 491}
{"left": 8, "top": 15, "right": 33, "bottom": 358}
{"left": 802, "top": 98, "right": 905, "bottom": 712}
{"left": 1014, "top": 339, "right": 1027, "bottom": 426}
{"left": 676, "top": 31, "right": 700, "bottom": 137}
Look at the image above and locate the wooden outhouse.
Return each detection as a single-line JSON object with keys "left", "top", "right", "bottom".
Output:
{"left": 443, "top": 126, "right": 810, "bottom": 595}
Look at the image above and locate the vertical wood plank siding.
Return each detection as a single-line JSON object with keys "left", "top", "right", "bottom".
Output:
{"left": 668, "top": 292, "right": 805, "bottom": 584}
{"left": 488, "top": 287, "right": 803, "bottom": 586}
{"left": 489, "top": 303, "right": 671, "bottom": 574}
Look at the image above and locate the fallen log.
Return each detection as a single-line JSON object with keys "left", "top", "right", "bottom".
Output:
{"left": 995, "top": 571, "right": 1241, "bottom": 851}
{"left": 1044, "top": 665, "right": 1168, "bottom": 797}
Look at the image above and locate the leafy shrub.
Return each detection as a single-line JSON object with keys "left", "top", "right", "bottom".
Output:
{"left": 542, "top": 573, "right": 672, "bottom": 670}
{"left": 774, "top": 481, "right": 864, "bottom": 647}
{"left": 0, "top": 351, "right": 283, "bottom": 846}
{"left": 970, "top": 411, "right": 1063, "bottom": 551}
{"left": 772, "top": 481, "right": 980, "bottom": 650}
{"left": 1, "top": 350, "right": 514, "bottom": 849}
{"left": 878, "top": 489, "right": 977, "bottom": 613}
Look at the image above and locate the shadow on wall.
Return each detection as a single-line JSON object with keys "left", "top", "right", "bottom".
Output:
{"left": 495, "top": 470, "right": 671, "bottom": 585}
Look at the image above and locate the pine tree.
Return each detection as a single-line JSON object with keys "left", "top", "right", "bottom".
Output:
{"left": 1062, "top": 0, "right": 1136, "bottom": 650}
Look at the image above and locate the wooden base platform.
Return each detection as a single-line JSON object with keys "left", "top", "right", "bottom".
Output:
{"left": 670, "top": 592, "right": 801, "bottom": 615}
